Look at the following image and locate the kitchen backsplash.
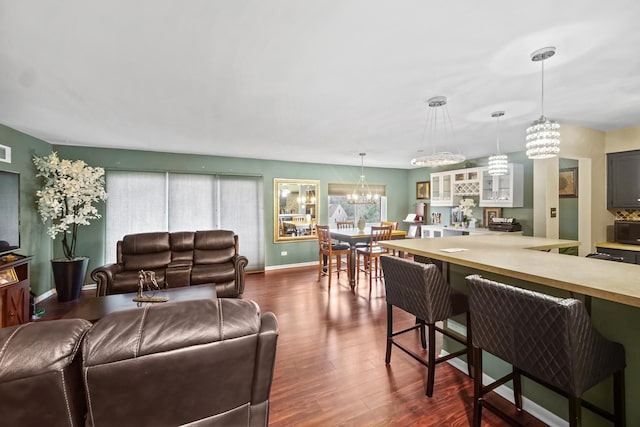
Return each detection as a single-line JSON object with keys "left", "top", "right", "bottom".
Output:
{"left": 614, "top": 210, "right": 640, "bottom": 221}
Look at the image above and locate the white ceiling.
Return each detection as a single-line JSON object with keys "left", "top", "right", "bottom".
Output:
{"left": 2, "top": 1, "right": 640, "bottom": 169}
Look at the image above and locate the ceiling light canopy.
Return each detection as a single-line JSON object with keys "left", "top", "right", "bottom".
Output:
{"left": 347, "top": 153, "right": 379, "bottom": 204}
{"left": 488, "top": 111, "right": 508, "bottom": 176}
{"left": 411, "top": 96, "right": 465, "bottom": 167}
{"left": 526, "top": 46, "right": 560, "bottom": 159}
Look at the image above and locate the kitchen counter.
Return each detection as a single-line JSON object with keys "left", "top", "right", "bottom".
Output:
{"left": 421, "top": 224, "right": 522, "bottom": 237}
{"left": 596, "top": 241, "right": 640, "bottom": 252}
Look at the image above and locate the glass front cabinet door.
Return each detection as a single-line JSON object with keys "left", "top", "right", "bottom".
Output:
{"left": 479, "top": 163, "right": 524, "bottom": 207}
{"left": 430, "top": 172, "right": 453, "bottom": 206}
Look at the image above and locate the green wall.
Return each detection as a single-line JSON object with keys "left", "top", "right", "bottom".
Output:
{"left": 52, "top": 145, "right": 411, "bottom": 273}
{"left": 0, "top": 125, "right": 54, "bottom": 296}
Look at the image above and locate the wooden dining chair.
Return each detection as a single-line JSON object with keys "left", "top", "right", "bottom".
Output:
{"left": 316, "top": 225, "right": 350, "bottom": 287}
{"left": 336, "top": 220, "right": 355, "bottom": 229}
{"left": 380, "top": 221, "right": 399, "bottom": 256}
{"left": 356, "top": 225, "right": 392, "bottom": 289}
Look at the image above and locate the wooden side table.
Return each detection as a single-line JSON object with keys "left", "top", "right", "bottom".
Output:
{"left": 0, "top": 253, "right": 32, "bottom": 327}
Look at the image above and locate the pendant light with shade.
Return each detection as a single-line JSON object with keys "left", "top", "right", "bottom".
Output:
{"left": 526, "top": 46, "right": 560, "bottom": 159}
{"left": 487, "top": 111, "right": 508, "bottom": 176}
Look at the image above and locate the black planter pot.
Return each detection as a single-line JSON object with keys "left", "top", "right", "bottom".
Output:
{"left": 51, "top": 257, "right": 89, "bottom": 302}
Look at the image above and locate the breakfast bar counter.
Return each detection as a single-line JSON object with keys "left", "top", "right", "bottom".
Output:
{"left": 380, "top": 234, "right": 640, "bottom": 308}
{"left": 381, "top": 234, "right": 640, "bottom": 425}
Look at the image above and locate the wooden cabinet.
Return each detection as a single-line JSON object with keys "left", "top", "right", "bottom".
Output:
{"left": 479, "top": 164, "right": 524, "bottom": 208}
{"left": 430, "top": 172, "right": 453, "bottom": 206}
{"left": 0, "top": 254, "right": 31, "bottom": 327}
{"left": 607, "top": 150, "right": 640, "bottom": 209}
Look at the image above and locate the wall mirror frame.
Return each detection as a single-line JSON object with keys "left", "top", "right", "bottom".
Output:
{"left": 274, "top": 178, "right": 320, "bottom": 243}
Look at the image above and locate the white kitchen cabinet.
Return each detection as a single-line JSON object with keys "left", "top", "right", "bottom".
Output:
{"left": 479, "top": 163, "right": 524, "bottom": 207}
{"left": 452, "top": 167, "right": 481, "bottom": 197}
{"left": 430, "top": 172, "right": 453, "bottom": 206}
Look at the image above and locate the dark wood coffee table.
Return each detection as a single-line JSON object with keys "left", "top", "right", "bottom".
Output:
{"left": 63, "top": 284, "right": 217, "bottom": 322}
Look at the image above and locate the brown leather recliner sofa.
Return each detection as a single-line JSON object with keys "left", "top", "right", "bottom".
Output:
{"left": 91, "top": 230, "right": 249, "bottom": 297}
{"left": 0, "top": 298, "right": 279, "bottom": 427}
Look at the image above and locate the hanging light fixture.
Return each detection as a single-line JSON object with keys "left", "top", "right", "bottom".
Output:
{"left": 526, "top": 46, "right": 560, "bottom": 159}
{"left": 411, "top": 96, "right": 465, "bottom": 167}
{"left": 488, "top": 111, "right": 508, "bottom": 176}
{"left": 347, "top": 153, "right": 379, "bottom": 204}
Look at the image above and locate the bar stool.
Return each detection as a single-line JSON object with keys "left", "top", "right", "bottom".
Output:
{"left": 380, "top": 256, "right": 472, "bottom": 397}
{"left": 466, "top": 274, "right": 626, "bottom": 427}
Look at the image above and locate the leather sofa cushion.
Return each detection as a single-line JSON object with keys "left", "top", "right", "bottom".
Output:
{"left": 0, "top": 320, "right": 92, "bottom": 427}
{"left": 191, "top": 263, "right": 235, "bottom": 285}
{"left": 82, "top": 299, "right": 264, "bottom": 426}
{"left": 193, "top": 230, "right": 236, "bottom": 264}
{"left": 83, "top": 299, "right": 260, "bottom": 365}
{"left": 170, "top": 231, "right": 195, "bottom": 262}
{"left": 121, "top": 232, "right": 171, "bottom": 270}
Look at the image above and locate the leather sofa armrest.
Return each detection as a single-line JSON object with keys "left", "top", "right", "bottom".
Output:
{"left": 232, "top": 254, "right": 249, "bottom": 295}
{"left": 91, "top": 264, "right": 123, "bottom": 297}
{"left": 252, "top": 312, "right": 279, "bottom": 404}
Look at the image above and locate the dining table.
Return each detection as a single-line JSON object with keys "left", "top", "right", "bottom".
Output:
{"left": 330, "top": 227, "right": 407, "bottom": 288}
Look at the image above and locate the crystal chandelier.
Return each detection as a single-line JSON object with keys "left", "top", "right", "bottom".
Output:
{"left": 347, "top": 153, "right": 379, "bottom": 204}
{"left": 488, "top": 111, "right": 508, "bottom": 176}
{"left": 526, "top": 47, "right": 560, "bottom": 159}
{"left": 411, "top": 96, "right": 465, "bottom": 167}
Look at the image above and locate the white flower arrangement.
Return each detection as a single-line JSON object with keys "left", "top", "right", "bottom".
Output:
{"left": 452, "top": 198, "right": 476, "bottom": 223}
{"left": 33, "top": 152, "right": 107, "bottom": 259}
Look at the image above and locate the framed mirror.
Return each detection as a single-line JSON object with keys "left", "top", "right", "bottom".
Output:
{"left": 274, "top": 178, "right": 319, "bottom": 242}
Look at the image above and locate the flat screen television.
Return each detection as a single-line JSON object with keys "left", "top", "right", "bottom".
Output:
{"left": 0, "top": 170, "right": 20, "bottom": 257}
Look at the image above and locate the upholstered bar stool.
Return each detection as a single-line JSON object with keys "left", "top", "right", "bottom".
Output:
{"left": 467, "top": 274, "right": 626, "bottom": 427}
{"left": 380, "top": 256, "right": 472, "bottom": 397}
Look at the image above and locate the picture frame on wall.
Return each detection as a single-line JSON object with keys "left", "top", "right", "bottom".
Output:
{"left": 416, "top": 181, "right": 430, "bottom": 199}
{"left": 483, "top": 207, "right": 502, "bottom": 227}
{"left": 559, "top": 167, "right": 578, "bottom": 198}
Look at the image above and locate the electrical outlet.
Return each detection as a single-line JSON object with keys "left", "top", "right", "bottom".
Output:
{"left": 281, "top": 251, "right": 287, "bottom": 256}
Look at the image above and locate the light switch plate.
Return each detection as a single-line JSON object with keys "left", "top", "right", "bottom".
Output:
{"left": 0, "top": 144, "right": 10, "bottom": 163}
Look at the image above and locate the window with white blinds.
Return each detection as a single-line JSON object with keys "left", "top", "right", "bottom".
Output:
{"left": 105, "top": 171, "right": 264, "bottom": 271}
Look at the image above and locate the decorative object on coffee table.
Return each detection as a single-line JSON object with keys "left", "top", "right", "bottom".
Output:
{"left": 33, "top": 152, "right": 107, "bottom": 302}
{"left": 133, "top": 270, "right": 168, "bottom": 303}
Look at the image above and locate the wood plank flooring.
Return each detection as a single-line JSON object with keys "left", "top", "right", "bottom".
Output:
{"left": 38, "top": 265, "right": 547, "bottom": 426}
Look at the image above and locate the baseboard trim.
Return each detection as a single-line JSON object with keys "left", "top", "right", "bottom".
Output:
{"left": 265, "top": 261, "right": 316, "bottom": 271}
{"left": 35, "top": 283, "right": 97, "bottom": 303}
{"left": 444, "top": 353, "right": 567, "bottom": 427}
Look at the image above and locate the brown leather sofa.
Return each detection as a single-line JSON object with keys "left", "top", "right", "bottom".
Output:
{"left": 91, "top": 230, "right": 249, "bottom": 297}
{"left": 0, "top": 298, "right": 279, "bottom": 427}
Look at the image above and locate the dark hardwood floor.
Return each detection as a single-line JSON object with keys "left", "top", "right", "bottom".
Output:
{"left": 38, "top": 265, "right": 547, "bottom": 426}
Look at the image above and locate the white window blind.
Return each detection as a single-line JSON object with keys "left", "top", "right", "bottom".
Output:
{"left": 105, "top": 171, "right": 264, "bottom": 271}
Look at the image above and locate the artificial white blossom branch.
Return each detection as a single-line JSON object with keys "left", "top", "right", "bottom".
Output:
{"left": 33, "top": 152, "right": 107, "bottom": 259}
